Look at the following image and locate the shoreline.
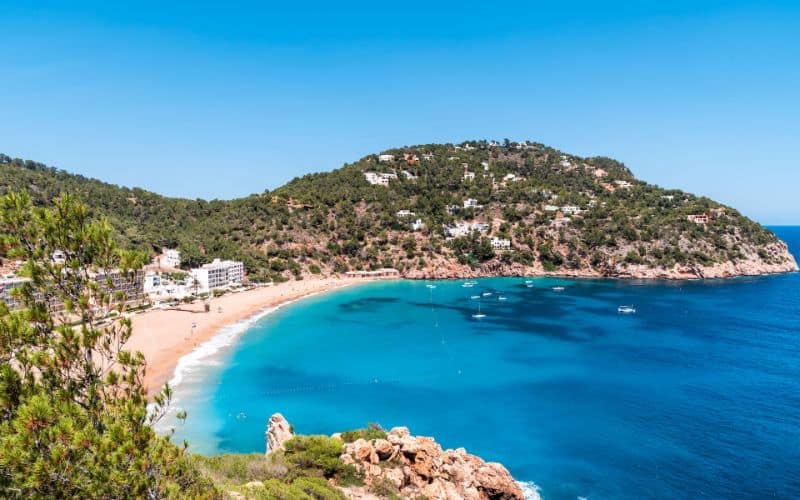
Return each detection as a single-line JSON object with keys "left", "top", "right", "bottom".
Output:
{"left": 130, "top": 263, "right": 798, "bottom": 398}
{"left": 127, "top": 276, "right": 376, "bottom": 397}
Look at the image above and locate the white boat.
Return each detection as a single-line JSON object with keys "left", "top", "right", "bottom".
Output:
{"left": 525, "top": 280, "right": 533, "bottom": 284}
{"left": 526, "top": 284, "right": 534, "bottom": 288}
{"left": 472, "top": 301, "right": 486, "bottom": 319}
{"left": 498, "top": 296, "right": 507, "bottom": 301}
{"left": 426, "top": 284, "right": 437, "bottom": 289}
{"left": 482, "top": 292, "right": 492, "bottom": 296}
{"left": 471, "top": 295, "right": 481, "bottom": 299}
{"left": 461, "top": 282, "right": 474, "bottom": 288}
{"left": 618, "top": 305, "right": 636, "bottom": 314}
{"left": 552, "top": 286, "right": 565, "bottom": 291}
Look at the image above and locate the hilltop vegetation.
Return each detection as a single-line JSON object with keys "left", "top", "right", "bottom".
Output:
{"left": 1, "top": 141, "right": 794, "bottom": 280}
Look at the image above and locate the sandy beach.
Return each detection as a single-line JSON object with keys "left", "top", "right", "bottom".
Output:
{"left": 127, "top": 276, "right": 368, "bottom": 396}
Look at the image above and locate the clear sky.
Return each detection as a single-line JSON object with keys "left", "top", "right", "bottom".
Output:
{"left": 1, "top": 1, "right": 798, "bottom": 223}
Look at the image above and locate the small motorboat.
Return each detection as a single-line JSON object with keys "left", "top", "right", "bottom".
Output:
{"left": 498, "top": 296, "right": 507, "bottom": 301}
{"left": 618, "top": 305, "right": 637, "bottom": 314}
{"left": 482, "top": 292, "right": 492, "bottom": 296}
{"left": 471, "top": 295, "right": 481, "bottom": 299}
{"left": 472, "top": 313, "right": 486, "bottom": 319}
{"left": 552, "top": 286, "right": 565, "bottom": 291}
{"left": 426, "top": 284, "right": 437, "bottom": 289}
{"left": 462, "top": 282, "right": 474, "bottom": 288}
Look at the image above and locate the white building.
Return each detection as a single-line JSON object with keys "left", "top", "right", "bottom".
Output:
{"left": 378, "top": 154, "right": 395, "bottom": 162}
{"left": 543, "top": 204, "right": 560, "bottom": 212}
{"left": 614, "top": 180, "right": 633, "bottom": 189}
{"left": 481, "top": 161, "right": 489, "bottom": 170}
{"left": 191, "top": 259, "right": 245, "bottom": 293}
{"left": 157, "top": 248, "right": 181, "bottom": 269}
{"left": 401, "top": 170, "right": 418, "bottom": 180}
{"left": 411, "top": 219, "right": 425, "bottom": 231}
{"left": 490, "top": 237, "right": 511, "bottom": 250}
{"left": 421, "top": 152, "right": 434, "bottom": 161}
{"left": 560, "top": 205, "right": 582, "bottom": 215}
{"left": 364, "top": 172, "right": 396, "bottom": 186}
{"left": 463, "top": 198, "right": 481, "bottom": 209}
{"left": 463, "top": 171, "right": 475, "bottom": 181}
{"left": 396, "top": 209, "right": 416, "bottom": 218}
{"left": 445, "top": 222, "right": 489, "bottom": 238}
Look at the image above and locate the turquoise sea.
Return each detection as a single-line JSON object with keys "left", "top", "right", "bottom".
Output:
{"left": 162, "top": 227, "right": 800, "bottom": 499}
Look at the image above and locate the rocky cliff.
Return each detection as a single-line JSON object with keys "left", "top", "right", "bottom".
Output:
{"left": 252, "top": 414, "right": 528, "bottom": 500}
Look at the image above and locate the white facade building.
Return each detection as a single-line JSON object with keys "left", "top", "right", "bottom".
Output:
{"left": 161, "top": 248, "right": 181, "bottom": 268}
{"left": 560, "top": 205, "right": 582, "bottom": 215}
{"left": 463, "top": 198, "right": 481, "bottom": 209}
{"left": 543, "top": 204, "right": 560, "bottom": 212}
{"left": 396, "top": 209, "right": 416, "bottom": 218}
{"left": 365, "top": 172, "right": 396, "bottom": 186}
{"left": 463, "top": 171, "right": 475, "bottom": 181}
{"left": 378, "top": 154, "right": 395, "bottom": 162}
{"left": 191, "top": 259, "right": 244, "bottom": 293}
{"left": 490, "top": 237, "right": 511, "bottom": 250}
{"left": 445, "top": 222, "right": 489, "bottom": 238}
{"left": 410, "top": 219, "right": 425, "bottom": 231}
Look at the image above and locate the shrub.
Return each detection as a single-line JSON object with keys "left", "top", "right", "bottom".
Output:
{"left": 340, "top": 423, "right": 387, "bottom": 443}
{"left": 283, "top": 435, "right": 344, "bottom": 478}
{"left": 292, "top": 476, "right": 346, "bottom": 500}
{"left": 370, "top": 476, "right": 401, "bottom": 498}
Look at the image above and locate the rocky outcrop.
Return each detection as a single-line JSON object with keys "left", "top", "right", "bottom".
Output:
{"left": 339, "top": 426, "right": 525, "bottom": 500}
{"left": 265, "top": 413, "right": 293, "bottom": 454}
{"left": 401, "top": 240, "right": 798, "bottom": 281}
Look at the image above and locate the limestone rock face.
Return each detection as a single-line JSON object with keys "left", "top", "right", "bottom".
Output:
{"left": 339, "top": 427, "right": 525, "bottom": 500}
{"left": 265, "top": 413, "right": 293, "bottom": 454}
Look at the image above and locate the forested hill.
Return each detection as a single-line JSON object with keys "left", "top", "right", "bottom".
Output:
{"left": 0, "top": 141, "right": 795, "bottom": 281}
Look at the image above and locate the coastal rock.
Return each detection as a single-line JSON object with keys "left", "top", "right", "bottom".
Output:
{"left": 399, "top": 239, "right": 798, "bottom": 281}
{"left": 339, "top": 427, "right": 524, "bottom": 500}
{"left": 265, "top": 413, "right": 293, "bottom": 454}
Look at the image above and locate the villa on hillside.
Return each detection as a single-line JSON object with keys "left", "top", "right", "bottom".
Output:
{"left": 463, "top": 198, "right": 481, "bottom": 209}
{"left": 560, "top": 205, "right": 582, "bottom": 215}
{"left": 687, "top": 213, "right": 710, "bottom": 224}
{"left": 410, "top": 219, "right": 425, "bottom": 231}
{"left": 364, "top": 172, "right": 397, "bottom": 186}
{"left": 463, "top": 171, "right": 475, "bottom": 181}
{"left": 402, "top": 153, "right": 420, "bottom": 165}
{"left": 378, "top": 154, "right": 395, "bottom": 162}
{"left": 614, "top": 180, "right": 633, "bottom": 189}
{"left": 490, "top": 237, "right": 512, "bottom": 250}
{"left": 445, "top": 221, "right": 489, "bottom": 238}
{"left": 396, "top": 209, "right": 416, "bottom": 218}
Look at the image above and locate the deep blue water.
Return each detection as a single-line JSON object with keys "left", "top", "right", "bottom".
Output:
{"left": 165, "top": 227, "right": 800, "bottom": 499}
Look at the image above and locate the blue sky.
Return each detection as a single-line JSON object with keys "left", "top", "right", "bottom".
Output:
{"left": 1, "top": 1, "right": 798, "bottom": 223}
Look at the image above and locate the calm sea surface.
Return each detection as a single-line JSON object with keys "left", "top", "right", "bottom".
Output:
{"left": 164, "top": 227, "right": 800, "bottom": 499}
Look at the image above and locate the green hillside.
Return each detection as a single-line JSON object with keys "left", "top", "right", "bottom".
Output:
{"left": 0, "top": 141, "right": 789, "bottom": 280}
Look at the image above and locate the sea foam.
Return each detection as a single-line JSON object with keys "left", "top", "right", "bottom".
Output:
{"left": 518, "top": 481, "right": 543, "bottom": 500}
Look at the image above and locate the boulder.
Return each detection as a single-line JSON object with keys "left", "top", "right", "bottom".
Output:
{"left": 265, "top": 413, "right": 293, "bottom": 454}
{"left": 372, "top": 438, "right": 395, "bottom": 460}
